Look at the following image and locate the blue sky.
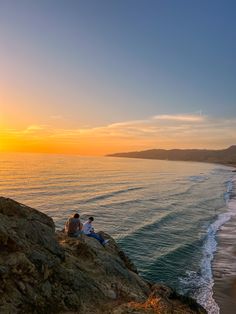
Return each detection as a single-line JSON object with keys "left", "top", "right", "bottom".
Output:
{"left": 0, "top": 0, "right": 236, "bottom": 154}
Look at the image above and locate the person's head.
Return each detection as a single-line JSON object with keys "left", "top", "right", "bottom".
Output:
{"left": 73, "top": 213, "right": 80, "bottom": 219}
{"left": 88, "top": 216, "right": 94, "bottom": 223}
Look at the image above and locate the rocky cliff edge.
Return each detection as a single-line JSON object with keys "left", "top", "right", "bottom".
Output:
{"left": 0, "top": 197, "right": 207, "bottom": 314}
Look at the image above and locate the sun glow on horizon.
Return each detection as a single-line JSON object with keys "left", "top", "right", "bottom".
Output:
{"left": 0, "top": 114, "right": 235, "bottom": 156}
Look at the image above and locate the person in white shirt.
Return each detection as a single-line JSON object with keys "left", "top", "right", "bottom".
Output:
{"left": 83, "top": 216, "right": 109, "bottom": 245}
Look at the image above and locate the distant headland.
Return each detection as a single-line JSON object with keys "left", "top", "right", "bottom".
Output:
{"left": 107, "top": 145, "right": 236, "bottom": 168}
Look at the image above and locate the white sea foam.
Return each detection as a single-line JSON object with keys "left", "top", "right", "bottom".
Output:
{"left": 179, "top": 213, "right": 231, "bottom": 313}
{"left": 180, "top": 175, "right": 236, "bottom": 314}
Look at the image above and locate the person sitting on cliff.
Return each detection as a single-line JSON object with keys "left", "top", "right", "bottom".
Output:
{"left": 83, "top": 216, "right": 109, "bottom": 246}
{"left": 65, "top": 213, "right": 83, "bottom": 237}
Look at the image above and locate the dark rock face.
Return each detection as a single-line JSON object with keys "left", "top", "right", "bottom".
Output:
{"left": 0, "top": 197, "right": 206, "bottom": 313}
{"left": 0, "top": 198, "right": 65, "bottom": 313}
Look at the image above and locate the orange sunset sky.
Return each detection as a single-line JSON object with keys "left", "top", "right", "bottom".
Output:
{"left": 1, "top": 1, "right": 236, "bottom": 156}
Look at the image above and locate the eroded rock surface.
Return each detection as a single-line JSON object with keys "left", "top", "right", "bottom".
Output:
{"left": 0, "top": 197, "right": 206, "bottom": 313}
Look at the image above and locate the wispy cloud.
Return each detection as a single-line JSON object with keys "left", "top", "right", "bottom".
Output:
{"left": 1, "top": 114, "right": 235, "bottom": 154}
{"left": 24, "top": 125, "right": 45, "bottom": 132}
{"left": 153, "top": 114, "right": 206, "bottom": 122}
{"left": 107, "top": 119, "right": 150, "bottom": 128}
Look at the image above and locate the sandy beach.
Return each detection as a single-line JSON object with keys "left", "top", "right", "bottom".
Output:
{"left": 213, "top": 215, "right": 236, "bottom": 313}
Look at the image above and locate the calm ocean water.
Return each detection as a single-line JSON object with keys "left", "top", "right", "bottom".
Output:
{"left": 0, "top": 153, "right": 235, "bottom": 313}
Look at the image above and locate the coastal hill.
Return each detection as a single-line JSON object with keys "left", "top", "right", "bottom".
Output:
{"left": 0, "top": 197, "right": 206, "bottom": 313}
{"left": 107, "top": 145, "right": 236, "bottom": 166}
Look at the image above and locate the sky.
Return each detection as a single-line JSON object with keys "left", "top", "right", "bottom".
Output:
{"left": 0, "top": 0, "right": 236, "bottom": 155}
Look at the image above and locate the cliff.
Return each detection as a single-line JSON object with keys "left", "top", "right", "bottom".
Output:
{"left": 107, "top": 145, "right": 236, "bottom": 167}
{"left": 0, "top": 197, "right": 207, "bottom": 314}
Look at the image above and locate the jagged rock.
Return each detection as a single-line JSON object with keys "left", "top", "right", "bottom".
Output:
{"left": 112, "top": 284, "right": 207, "bottom": 314}
{"left": 0, "top": 197, "right": 207, "bottom": 314}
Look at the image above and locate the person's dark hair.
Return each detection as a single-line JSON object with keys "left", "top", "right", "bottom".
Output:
{"left": 89, "top": 216, "right": 94, "bottom": 221}
{"left": 74, "top": 213, "right": 80, "bottom": 218}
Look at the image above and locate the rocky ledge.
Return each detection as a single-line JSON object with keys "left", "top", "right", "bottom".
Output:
{"left": 0, "top": 197, "right": 207, "bottom": 314}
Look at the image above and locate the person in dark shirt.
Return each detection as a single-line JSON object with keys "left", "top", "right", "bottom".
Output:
{"left": 65, "top": 213, "right": 83, "bottom": 237}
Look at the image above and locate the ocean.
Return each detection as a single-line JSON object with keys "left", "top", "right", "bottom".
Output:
{"left": 0, "top": 152, "right": 235, "bottom": 313}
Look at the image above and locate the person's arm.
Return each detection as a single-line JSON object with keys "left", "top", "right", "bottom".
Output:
{"left": 79, "top": 221, "right": 83, "bottom": 231}
{"left": 65, "top": 220, "right": 69, "bottom": 233}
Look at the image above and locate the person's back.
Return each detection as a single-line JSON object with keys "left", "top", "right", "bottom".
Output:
{"left": 65, "top": 213, "right": 82, "bottom": 237}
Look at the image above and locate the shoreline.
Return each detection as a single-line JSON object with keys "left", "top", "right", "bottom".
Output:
{"left": 212, "top": 217, "right": 236, "bottom": 313}
{"left": 106, "top": 155, "right": 236, "bottom": 170}
{"left": 212, "top": 174, "right": 236, "bottom": 314}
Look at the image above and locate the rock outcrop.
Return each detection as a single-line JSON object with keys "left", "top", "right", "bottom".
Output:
{"left": 0, "top": 197, "right": 207, "bottom": 314}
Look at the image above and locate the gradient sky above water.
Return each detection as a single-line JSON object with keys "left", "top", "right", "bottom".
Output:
{"left": 1, "top": 0, "right": 236, "bottom": 155}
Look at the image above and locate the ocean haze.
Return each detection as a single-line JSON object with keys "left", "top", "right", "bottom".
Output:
{"left": 0, "top": 152, "right": 234, "bottom": 313}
